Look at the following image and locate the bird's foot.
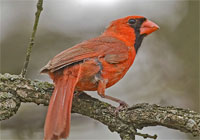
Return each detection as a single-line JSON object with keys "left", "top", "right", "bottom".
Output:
{"left": 114, "top": 101, "right": 129, "bottom": 114}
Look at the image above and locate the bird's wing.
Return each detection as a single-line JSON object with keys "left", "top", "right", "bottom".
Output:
{"left": 40, "top": 36, "right": 129, "bottom": 73}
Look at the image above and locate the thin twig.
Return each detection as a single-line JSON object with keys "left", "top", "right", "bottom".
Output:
{"left": 20, "top": 0, "right": 43, "bottom": 77}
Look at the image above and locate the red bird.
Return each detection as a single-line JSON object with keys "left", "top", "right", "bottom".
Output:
{"left": 41, "top": 15, "right": 159, "bottom": 140}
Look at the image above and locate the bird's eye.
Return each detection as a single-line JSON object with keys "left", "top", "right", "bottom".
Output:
{"left": 128, "top": 19, "right": 136, "bottom": 25}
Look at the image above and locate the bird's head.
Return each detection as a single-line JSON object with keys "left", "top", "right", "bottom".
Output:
{"left": 103, "top": 15, "right": 159, "bottom": 51}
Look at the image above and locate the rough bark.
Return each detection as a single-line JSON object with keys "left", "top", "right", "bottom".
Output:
{"left": 0, "top": 73, "right": 199, "bottom": 139}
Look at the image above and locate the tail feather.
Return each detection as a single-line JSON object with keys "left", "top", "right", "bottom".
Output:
{"left": 54, "top": 80, "right": 66, "bottom": 135}
{"left": 61, "top": 81, "right": 75, "bottom": 138}
{"left": 44, "top": 65, "right": 81, "bottom": 140}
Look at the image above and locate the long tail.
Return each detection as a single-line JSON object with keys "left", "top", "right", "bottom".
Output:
{"left": 44, "top": 65, "right": 81, "bottom": 140}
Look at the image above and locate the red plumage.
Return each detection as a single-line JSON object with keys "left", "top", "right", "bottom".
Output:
{"left": 41, "top": 15, "right": 159, "bottom": 140}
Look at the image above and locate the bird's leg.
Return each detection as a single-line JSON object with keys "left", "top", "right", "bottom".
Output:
{"left": 97, "top": 79, "right": 129, "bottom": 109}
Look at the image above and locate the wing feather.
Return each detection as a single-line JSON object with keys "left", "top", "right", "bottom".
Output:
{"left": 40, "top": 36, "right": 129, "bottom": 73}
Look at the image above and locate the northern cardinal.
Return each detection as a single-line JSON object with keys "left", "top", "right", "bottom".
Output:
{"left": 40, "top": 15, "right": 159, "bottom": 140}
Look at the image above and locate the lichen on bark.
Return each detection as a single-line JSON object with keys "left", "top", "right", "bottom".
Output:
{"left": 0, "top": 73, "right": 200, "bottom": 139}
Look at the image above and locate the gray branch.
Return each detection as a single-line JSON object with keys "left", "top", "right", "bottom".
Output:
{"left": 0, "top": 73, "right": 199, "bottom": 139}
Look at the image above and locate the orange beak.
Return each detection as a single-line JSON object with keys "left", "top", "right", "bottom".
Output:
{"left": 140, "top": 20, "right": 159, "bottom": 35}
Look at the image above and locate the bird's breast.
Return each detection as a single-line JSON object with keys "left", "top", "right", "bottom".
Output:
{"left": 100, "top": 51, "right": 136, "bottom": 88}
{"left": 75, "top": 48, "right": 136, "bottom": 91}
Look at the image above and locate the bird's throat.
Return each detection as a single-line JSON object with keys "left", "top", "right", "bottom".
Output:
{"left": 134, "top": 33, "right": 145, "bottom": 53}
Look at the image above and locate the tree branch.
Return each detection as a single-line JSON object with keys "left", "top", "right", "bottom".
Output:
{"left": 20, "top": 0, "right": 43, "bottom": 77}
{"left": 0, "top": 73, "right": 199, "bottom": 139}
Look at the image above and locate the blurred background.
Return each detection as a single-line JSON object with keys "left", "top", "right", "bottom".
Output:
{"left": 0, "top": 0, "right": 199, "bottom": 139}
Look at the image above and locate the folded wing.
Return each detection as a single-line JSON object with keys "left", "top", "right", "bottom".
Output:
{"left": 40, "top": 36, "right": 129, "bottom": 73}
